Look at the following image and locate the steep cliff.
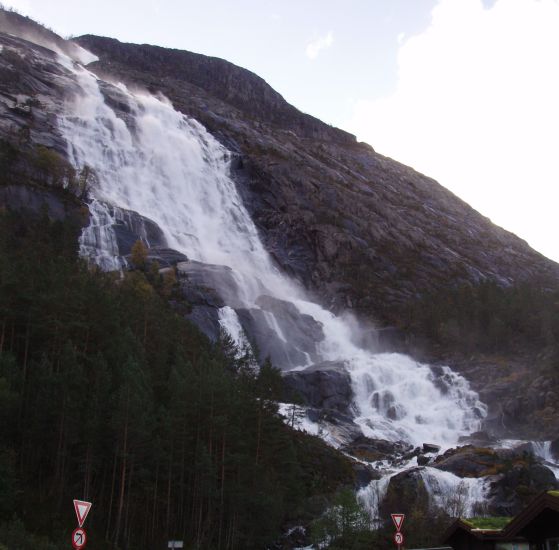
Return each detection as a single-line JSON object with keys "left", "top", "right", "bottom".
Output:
{"left": 75, "top": 35, "right": 559, "bottom": 325}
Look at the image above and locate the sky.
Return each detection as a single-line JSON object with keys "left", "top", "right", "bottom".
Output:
{"left": 3, "top": 0, "right": 559, "bottom": 262}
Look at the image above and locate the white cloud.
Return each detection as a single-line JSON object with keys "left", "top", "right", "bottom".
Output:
{"left": 306, "top": 31, "right": 333, "bottom": 60}
{"left": 347, "top": 0, "right": 559, "bottom": 263}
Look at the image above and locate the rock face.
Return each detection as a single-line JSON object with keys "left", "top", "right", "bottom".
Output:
{"left": 3, "top": 11, "right": 559, "bottom": 332}
{"left": 72, "top": 33, "right": 559, "bottom": 329}
{"left": 490, "top": 463, "right": 559, "bottom": 515}
{"left": 0, "top": 184, "right": 84, "bottom": 224}
{"left": 341, "top": 435, "right": 412, "bottom": 463}
{"left": 282, "top": 361, "right": 353, "bottom": 412}
{"left": 434, "top": 446, "right": 506, "bottom": 477}
{"left": 380, "top": 468, "right": 430, "bottom": 518}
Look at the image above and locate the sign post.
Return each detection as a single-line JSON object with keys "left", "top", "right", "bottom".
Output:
{"left": 391, "top": 513, "right": 405, "bottom": 550}
{"left": 71, "top": 500, "right": 92, "bottom": 549}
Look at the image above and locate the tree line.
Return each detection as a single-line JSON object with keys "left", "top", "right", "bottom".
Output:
{"left": 0, "top": 201, "right": 354, "bottom": 549}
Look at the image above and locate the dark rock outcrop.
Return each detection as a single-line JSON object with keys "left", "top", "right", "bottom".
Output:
{"left": 489, "top": 463, "right": 559, "bottom": 515}
{"left": 0, "top": 184, "right": 84, "bottom": 224}
{"left": 551, "top": 438, "right": 559, "bottom": 459}
{"left": 341, "top": 435, "right": 413, "bottom": 463}
{"left": 380, "top": 468, "right": 429, "bottom": 518}
{"left": 434, "top": 446, "right": 505, "bottom": 478}
{"left": 109, "top": 206, "right": 167, "bottom": 254}
{"left": 283, "top": 361, "right": 353, "bottom": 412}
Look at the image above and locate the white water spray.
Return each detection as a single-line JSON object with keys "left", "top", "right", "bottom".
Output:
{"left": 58, "top": 63, "right": 486, "bottom": 453}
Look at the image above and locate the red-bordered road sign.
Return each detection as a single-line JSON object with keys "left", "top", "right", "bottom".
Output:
{"left": 391, "top": 513, "right": 405, "bottom": 531}
{"left": 73, "top": 500, "right": 92, "bottom": 527}
{"left": 394, "top": 531, "right": 404, "bottom": 545}
{"left": 72, "top": 527, "right": 87, "bottom": 549}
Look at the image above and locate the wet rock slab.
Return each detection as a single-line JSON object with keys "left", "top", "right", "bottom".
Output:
{"left": 282, "top": 361, "right": 353, "bottom": 413}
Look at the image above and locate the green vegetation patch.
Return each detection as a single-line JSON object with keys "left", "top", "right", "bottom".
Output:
{"left": 464, "top": 517, "right": 512, "bottom": 530}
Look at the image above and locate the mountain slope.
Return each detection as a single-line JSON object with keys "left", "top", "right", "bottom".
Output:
{"left": 76, "top": 34, "right": 559, "bottom": 325}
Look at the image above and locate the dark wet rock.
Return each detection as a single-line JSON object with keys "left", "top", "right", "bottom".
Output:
{"left": 185, "top": 305, "right": 221, "bottom": 342}
{"left": 232, "top": 294, "right": 325, "bottom": 369}
{"left": 417, "top": 454, "right": 431, "bottom": 466}
{"left": 177, "top": 260, "right": 243, "bottom": 309}
{"left": 458, "top": 430, "right": 494, "bottom": 447}
{"left": 144, "top": 248, "right": 188, "bottom": 267}
{"left": 352, "top": 462, "right": 380, "bottom": 489}
{"left": 110, "top": 206, "right": 167, "bottom": 254}
{"left": 551, "top": 438, "right": 559, "bottom": 459}
{"left": 282, "top": 361, "right": 353, "bottom": 413}
{"left": 0, "top": 184, "right": 84, "bottom": 224}
{"left": 341, "top": 435, "right": 412, "bottom": 463}
{"left": 489, "top": 463, "right": 559, "bottom": 515}
{"left": 380, "top": 468, "right": 429, "bottom": 518}
{"left": 422, "top": 443, "right": 441, "bottom": 454}
{"left": 434, "top": 446, "right": 505, "bottom": 477}
{"left": 236, "top": 307, "right": 308, "bottom": 369}
{"left": 255, "top": 294, "right": 324, "bottom": 358}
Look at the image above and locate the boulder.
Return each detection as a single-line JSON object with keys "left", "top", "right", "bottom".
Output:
{"left": 282, "top": 361, "right": 353, "bottom": 413}
{"left": 111, "top": 206, "right": 167, "bottom": 254}
{"left": 380, "top": 468, "right": 430, "bottom": 518}
{"left": 434, "top": 446, "right": 504, "bottom": 477}
{"left": 417, "top": 455, "right": 431, "bottom": 466}
{"left": 423, "top": 443, "right": 441, "bottom": 454}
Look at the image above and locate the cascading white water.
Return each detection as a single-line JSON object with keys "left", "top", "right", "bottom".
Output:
{"left": 218, "top": 306, "right": 252, "bottom": 359}
{"left": 531, "top": 441, "right": 559, "bottom": 479}
{"left": 58, "top": 61, "right": 486, "bottom": 456}
{"left": 79, "top": 199, "right": 125, "bottom": 271}
{"left": 420, "top": 467, "right": 491, "bottom": 517}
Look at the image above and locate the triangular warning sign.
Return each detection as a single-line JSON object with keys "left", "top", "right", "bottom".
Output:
{"left": 73, "top": 500, "right": 92, "bottom": 527}
{"left": 391, "top": 513, "right": 405, "bottom": 531}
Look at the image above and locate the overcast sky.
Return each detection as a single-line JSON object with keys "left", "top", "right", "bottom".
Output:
{"left": 3, "top": 0, "right": 559, "bottom": 262}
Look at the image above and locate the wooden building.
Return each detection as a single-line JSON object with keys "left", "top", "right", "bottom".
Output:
{"left": 442, "top": 491, "right": 559, "bottom": 550}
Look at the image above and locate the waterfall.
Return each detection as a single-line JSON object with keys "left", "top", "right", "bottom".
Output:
{"left": 420, "top": 467, "right": 491, "bottom": 517}
{"left": 531, "top": 441, "right": 559, "bottom": 479}
{"left": 57, "top": 61, "right": 486, "bottom": 452}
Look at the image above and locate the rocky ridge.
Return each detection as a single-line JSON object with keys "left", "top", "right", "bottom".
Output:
{"left": 72, "top": 34, "right": 559, "bottom": 327}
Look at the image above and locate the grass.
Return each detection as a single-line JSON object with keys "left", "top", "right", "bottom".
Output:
{"left": 464, "top": 517, "right": 512, "bottom": 530}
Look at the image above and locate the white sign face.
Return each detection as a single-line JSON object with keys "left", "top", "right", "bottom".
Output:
{"left": 391, "top": 513, "right": 405, "bottom": 531}
{"left": 73, "top": 499, "right": 92, "bottom": 527}
{"left": 168, "top": 542, "right": 184, "bottom": 549}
